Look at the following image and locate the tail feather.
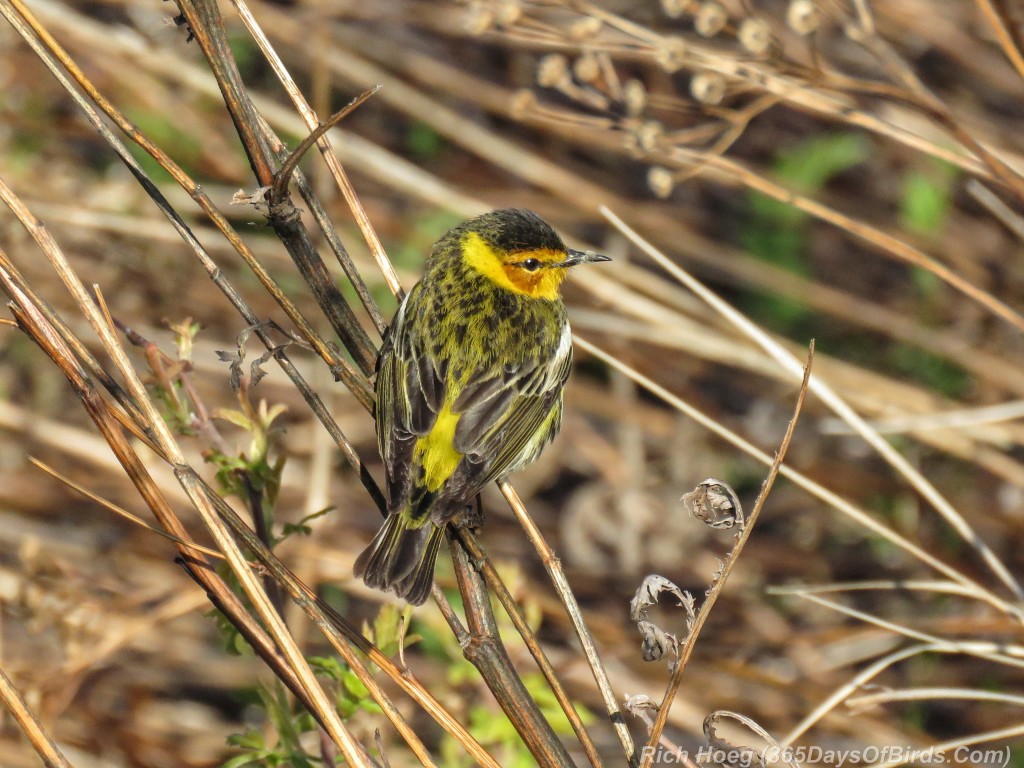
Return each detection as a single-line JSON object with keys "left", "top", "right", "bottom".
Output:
{"left": 353, "top": 513, "right": 444, "bottom": 605}
{"left": 393, "top": 527, "right": 446, "bottom": 605}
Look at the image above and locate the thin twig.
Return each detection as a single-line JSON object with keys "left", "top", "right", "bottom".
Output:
{"left": 793, "top": 592, "right": 1024, "bottom": 668}
{"left": 0, "top": 665, "right": 73, "bottom": 768}
{"left": 499, "top": 479, "right": 638, "bottom": 767}
{"left": 448, "top": 536, "right": 577, "bottom": 768}
{"left": 846, "top": 687, "right": 1024, "bottom": 710}
{"left": 639, "top": 342, "right": 814, "bottom": 768}
{"left": 456, "top": 528, "right": 605, "bottom": 768}
{"left": 967, "top": 178, "right": 1024, "bottom": 242}
{"left": 29, "top": 457, "right": 223, "bottom": 559}
{"left": 269, "top": 85, "right": 380, "bottom": 205}
{"left": 979, "top": 0, "right": 1024, "bottom": 80}
{"left": 779, "top": 640, "right": 1019, "bottom": 746}
{"left": 231, "top": 0, "right": 404, "bottom": 301}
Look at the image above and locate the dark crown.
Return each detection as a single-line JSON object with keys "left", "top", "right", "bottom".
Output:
{"left": 464, "top": 209, "right": 566, "bottom": 254}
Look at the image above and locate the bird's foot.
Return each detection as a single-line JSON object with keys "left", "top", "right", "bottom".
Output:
{"left": 454, "top": 497, "right": 485, "bottom": 532}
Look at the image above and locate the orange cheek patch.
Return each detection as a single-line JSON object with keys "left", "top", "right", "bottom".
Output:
{"left": 501, "top": 248, "right": 568, "bottom": 299}
{"left": 503, "top": 267, "right": 543, "bottom": 294}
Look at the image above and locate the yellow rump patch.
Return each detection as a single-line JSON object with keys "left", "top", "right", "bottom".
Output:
{"left": 462, "top": 231, "right": 566, "bottom": 300}
{"left": 415, "top": 405, "right": 463, "bottom": 492}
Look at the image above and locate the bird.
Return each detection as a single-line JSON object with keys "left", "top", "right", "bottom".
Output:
{"left": 353, "top": 208, "right": 610, "bottom": 605}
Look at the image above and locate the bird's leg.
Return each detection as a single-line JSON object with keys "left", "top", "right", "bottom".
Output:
{"left": 454, "top": 494, "right": 486, "bottom": 532}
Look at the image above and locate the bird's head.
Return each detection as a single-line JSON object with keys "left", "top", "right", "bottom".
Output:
{"left": 452, "top": 209, "right": 610, "bottom": 300}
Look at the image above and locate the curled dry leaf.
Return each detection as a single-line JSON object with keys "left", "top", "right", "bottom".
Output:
{"left": 630, "top": 574, "right": 688, "bottom": 621}
{"left": 217, "top": 324, "right": 268, "bottom": 391}
{"left": 216, "top": 322, "right": 304, "bottom": 391}
{"left": 638, "top": 620, "right": 678, "bottom": 662}
{"left": 682, "top": 478, "right": 744, "bottom": 530}
{"left": 704, "top": 713, "right": 764, "bottom": 768}
{"left": 704, "top": 710, "right": 797, "bottom": 768}
{"left": 624, "top": 693, "right": 659, "bottom": 715}
{"left": 230, "top": 185, "right": 271, "bottom": 208}
{"left": 630, "top": 574, "right": 695, "bottom": 663}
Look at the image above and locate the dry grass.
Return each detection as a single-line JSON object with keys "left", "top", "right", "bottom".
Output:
{"left": 3, "top": 0, "right": 1024, "bottom": 766}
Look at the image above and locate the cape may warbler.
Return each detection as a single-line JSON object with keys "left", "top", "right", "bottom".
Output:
{"left": 354, "top": 209, "right": 610, "bottom": 605}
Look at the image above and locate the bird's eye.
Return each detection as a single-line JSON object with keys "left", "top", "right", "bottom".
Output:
{"left": 520, "top": 258, "right": 542, "bottom": 272}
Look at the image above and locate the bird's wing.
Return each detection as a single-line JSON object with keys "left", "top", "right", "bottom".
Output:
{"left": 375, "top": 289, "right": 447, "bottom": 509}
{"left": 450, "top": 322, "right": 572, "bottom": 490}
{"left": 378, "top": 294, "right": 571, "bottom": 517}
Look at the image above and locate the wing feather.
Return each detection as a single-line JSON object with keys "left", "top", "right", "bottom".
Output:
{"left": 452, "top": 324, "right": 572, "bottom": 488}
{"left": 375, "top": 289, "right": 448, "bottom": 511}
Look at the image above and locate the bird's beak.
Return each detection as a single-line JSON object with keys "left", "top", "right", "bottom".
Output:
{"left": 560, "top": 248, "right": 612, "bottom": 268}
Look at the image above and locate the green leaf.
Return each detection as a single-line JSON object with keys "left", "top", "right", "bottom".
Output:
{"left": 280, "top": 521, "right": 312, "bottom": 537}
{"left": 775, "top": 133, "right": 871, "bottom": 193}
{"left": 342, "top": 669, "right": 370, "bottom": 700}
{"left": 407, "top": 121, "right": 445, "bottom": 160}
{"left": 359, "top": 698, "right": 384, "bottom": 715}
{"left": 293, "top": 712, "right": 317, "bottom": 734}
{"left": 901, "top": 167, "right": 955, "bottom": 237}
{"left": 280, "top": 502, "right": 331, "bottom": 540}
{"left": 889, "top": 344, "right": 968, "bottom": 398}
{"left": 213, "top": 408, "right": 255, "bottom": 431}
{"left": 367, "top": 603, "right": 416, "bottom": 658}
{"left": 219, "top": 753, "right": 265, "bottom": 768}
{"left": 740, "top": 133, "right": 870, "bottom": 334}
{"left": 226, "top": 729, "right": 266, "bottom": 750}
{"left": 308, "top": 656, "right": 346, "bottom": 681}
{"left": 751, "top": 133, "right": 871, "bottom": 229}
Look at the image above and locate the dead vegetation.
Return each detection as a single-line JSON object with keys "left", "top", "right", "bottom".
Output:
{"left": 2, "top": 0, "right": 1024, "bottom": 766}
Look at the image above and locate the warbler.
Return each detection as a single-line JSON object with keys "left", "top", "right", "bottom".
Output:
{"left": 354, "top": 209, "right": 610, "bottom": 605}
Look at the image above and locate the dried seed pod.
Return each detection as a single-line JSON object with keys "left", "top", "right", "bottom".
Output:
{"left": 464, "top": 3, "right": 494, "bottom": 35}
{"left": 690, "top": 71, "right": 726, "bottom": 104}
{"left": 573, "top": 53, "right": 601, "bottom": 84}
{"left": 637, "top": 120, "right": 664, "bottom": 152}
{"left": 536, "top": 54, "right": 570, "bottom": 88}
{"left": 623, "top": 79, "right": 647, "bottom": 116}
{"left": 494, "top": 0, "right": 521, "bottom": 28}
{"left": 510, "top": 88, "right": 536, "bottom": 119}
{"left": 694, "top": 1, "right": 728, "bottom": 37}
{"left": 569, "top": 15, "right": 602, "bottom": 40}
{"left": 787, "top": 0, "right": 820, "bottom": 35}
{"left": 648, "top": 166, "right": 675, "bottom": 199}
{"left": 654, "top": 36, "right": 689, "bottom": 73}
{"left": 738, "top": 17, "right": 772, "bottom": 54}
{"left": 660, "top": 0, "right": 694, "bottom": 19}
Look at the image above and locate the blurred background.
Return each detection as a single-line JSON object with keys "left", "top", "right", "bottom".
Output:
{"left": 3, "top": 0, "right": 1024, "bottom": 765}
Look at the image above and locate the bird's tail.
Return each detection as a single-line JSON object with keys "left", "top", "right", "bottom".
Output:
{"left": 353, "top": 512, "right": 446, "bottom": 606}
